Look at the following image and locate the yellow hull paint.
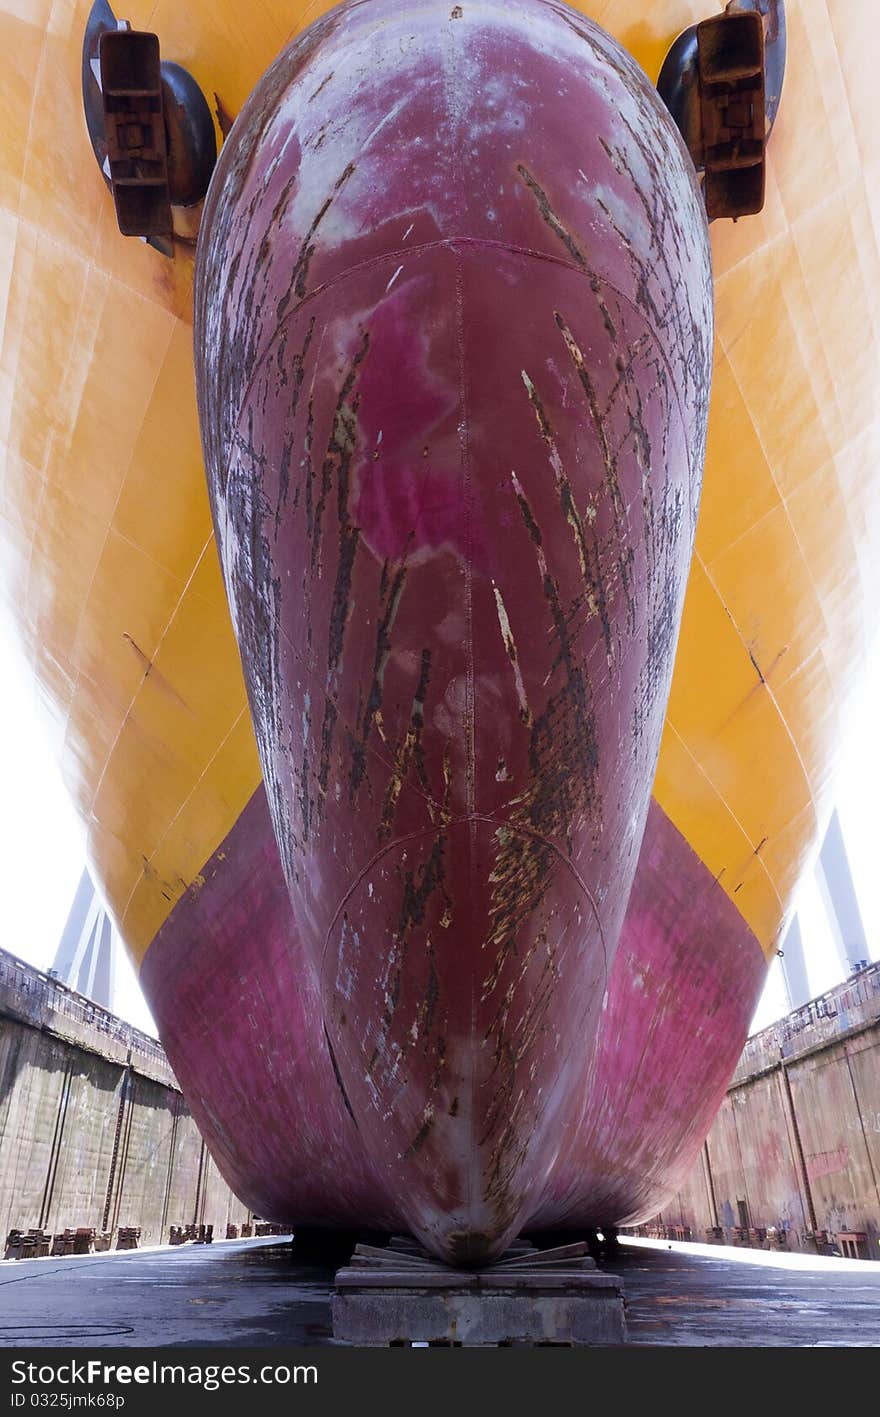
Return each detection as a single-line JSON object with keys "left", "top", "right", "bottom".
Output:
{"left": 1, "top": 0, "right": 879, "bottom": 968}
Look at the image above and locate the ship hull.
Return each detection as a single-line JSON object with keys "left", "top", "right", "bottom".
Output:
{"left": 140, "top": 788, "right": 765, "bottom": 1235}
{"left": 194, "top": 0, "right": 712, "bottom": 1260}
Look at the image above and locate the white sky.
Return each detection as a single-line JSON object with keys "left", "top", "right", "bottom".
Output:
{"left": 0, "top": 615, "right": 157, "bottom": 1033}
{"left": 0, "top": 615, "right": 877, "bottom": 1041}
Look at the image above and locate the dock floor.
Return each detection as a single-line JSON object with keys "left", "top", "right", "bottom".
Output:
{"left": 1, "top": 1236, "right": 878, "bottom": 1347}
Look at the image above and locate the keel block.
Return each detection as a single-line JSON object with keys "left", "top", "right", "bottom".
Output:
{"left": 332, "top": 1239, "right": 626, "bottom": 1347}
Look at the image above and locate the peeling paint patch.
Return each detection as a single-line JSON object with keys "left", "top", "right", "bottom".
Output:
{"left": 349, "top": 560, "right": 408, "bottom": 801}
{"left": 516, "top": 164, "right": 587, "bottom": 270}
{"left": 277, "top": 160, "right": 357, "bottom": 320}
{"left": 401, "top": 1105, "right": 434, "bottom": 1159}
{"left": 491, "top": 580, "right": 531, "bottom": 725}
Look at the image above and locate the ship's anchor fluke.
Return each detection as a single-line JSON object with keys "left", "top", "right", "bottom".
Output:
{"left": 81, "top": 0, "right": 217, "bottom": 255}
{"left": 658, "top": 0, "right": 786, "bottom": 221}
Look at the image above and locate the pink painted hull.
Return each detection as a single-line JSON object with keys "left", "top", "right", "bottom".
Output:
{"left": 141, "top": 792, "right": 766, "bottom": 1235}
{"left": 187, "top": 0, "right": 721, "bottom": 1261}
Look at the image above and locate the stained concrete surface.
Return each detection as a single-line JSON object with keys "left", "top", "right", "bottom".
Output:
{"left": 1, "top": 1236, "right": 879, "bottom": 1347}
{"left": 0, "top": 1237, "right": 313, "bottom": 1348}
{"left": 607, "top": 1242, "right": 880, "bottom": 1346}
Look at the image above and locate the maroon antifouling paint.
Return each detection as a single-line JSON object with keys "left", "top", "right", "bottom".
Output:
{"left": 191, "top": 0, "right": 715, "bottom": 1260}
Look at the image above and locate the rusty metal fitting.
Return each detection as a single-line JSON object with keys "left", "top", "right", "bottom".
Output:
{"left": 657, "top": 0, "right": 786, "bottom": 221}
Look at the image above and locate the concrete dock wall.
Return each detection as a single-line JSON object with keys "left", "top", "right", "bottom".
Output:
{"left": 0, "top": 950, "right": 250, "bottom": 1247}
{"left": 651, "top": 962, "right": 880, "bottom": 1257}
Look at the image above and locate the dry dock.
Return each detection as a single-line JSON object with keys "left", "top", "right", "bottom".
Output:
{"left": 2, "top": 1237, "right": 879, "bottom": 1347}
